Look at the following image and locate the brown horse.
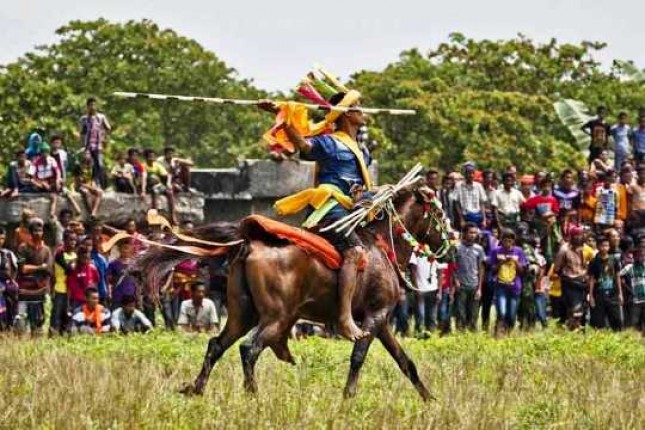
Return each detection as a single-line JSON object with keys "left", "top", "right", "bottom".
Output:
{"left": 137, "top": 187, "right": 446, "bottom": 400}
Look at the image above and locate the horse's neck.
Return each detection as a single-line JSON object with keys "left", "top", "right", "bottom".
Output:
{"left": 371, "top": 215, "right": 415, "bottom": 270}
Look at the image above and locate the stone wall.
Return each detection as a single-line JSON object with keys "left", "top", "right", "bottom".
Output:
{"left": 192, "top": 159, "right": 378, "bottom": 224}
{"left": 0, "top": 159, "right": 377, "bottom": 227}
{"left": 0, "top": 191, "right": 204, "bottom": 226}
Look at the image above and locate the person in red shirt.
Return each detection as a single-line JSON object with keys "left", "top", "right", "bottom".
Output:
{"left": 67, "top": 245, "right": 99, "bottom": 311}
{"left": 438, "top": 259, "right": 457, "bottom": 335}
{"left": 522, "top": 177, "right": 560, "bottom": 216}
{"left": 127, "top": 148, "right": 147, "bottom": 199}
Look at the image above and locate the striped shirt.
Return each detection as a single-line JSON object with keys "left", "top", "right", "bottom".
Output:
{"left": 594, "top": 186, "right": 619, "bottom": 226}
{"left": 455, "top": 181, "right": 487, "bottom": 214}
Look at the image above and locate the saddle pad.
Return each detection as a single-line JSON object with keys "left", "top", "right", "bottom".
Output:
{"left": 241, "top": 214, "right": 342, "bottom": 270}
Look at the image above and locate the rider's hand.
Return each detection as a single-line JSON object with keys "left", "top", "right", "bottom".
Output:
{"left": 257, "top": 100, "right": 280, "bottom": 114}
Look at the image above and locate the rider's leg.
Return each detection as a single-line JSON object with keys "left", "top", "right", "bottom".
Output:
{"left": 338, "top": 245, "right": 368, "bottom": 341}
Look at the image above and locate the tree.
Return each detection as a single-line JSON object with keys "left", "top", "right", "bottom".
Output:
{"left": 351, "top": 34, "right": 645, "bottom": 181}
{"left": 0, "top": 19, "right": 270, "bottom": 173}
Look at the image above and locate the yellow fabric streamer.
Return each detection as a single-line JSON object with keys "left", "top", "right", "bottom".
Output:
{"left": 274, "top": 183, "right": 353, "bottom": 217}
{"left": 262, "top": 90, "right": 362, "bottom": 152}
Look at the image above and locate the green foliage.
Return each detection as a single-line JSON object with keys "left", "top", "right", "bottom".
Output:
{"left": 351, "top": 34, "right": 645, "bottom": 182}
{"left": 2, "top": 24, "right": 645, "bottom": 185}
{"left": 0, "top": 19, "right": 270, "bottom": 173}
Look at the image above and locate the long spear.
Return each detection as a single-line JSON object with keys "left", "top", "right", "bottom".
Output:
{"left": 112, "top": 91, "right": 416, "bottom": 116}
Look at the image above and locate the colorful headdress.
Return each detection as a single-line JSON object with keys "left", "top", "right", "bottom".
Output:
{"left": 263, "top": 65, "right": 361, "bottom": 154}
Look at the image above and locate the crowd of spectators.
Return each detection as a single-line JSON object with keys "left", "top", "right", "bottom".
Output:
{"left": 0, "top": 97, "right": 195, "bottom": 224}
{"left": 0, "top": 97, "right": 219, "bottom": 337}
{"left": 395, "top": 106, "right": 644, "bottom": 336}
{"left": 0, "top": 211, "right": 223, "bottom": 336}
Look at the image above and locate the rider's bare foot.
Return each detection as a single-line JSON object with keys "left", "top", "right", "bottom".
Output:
{"left": 339, "top": 319, "right": 369, "bottom": 342}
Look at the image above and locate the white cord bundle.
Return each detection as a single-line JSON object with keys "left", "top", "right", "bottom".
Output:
{"left": 319, "top": 163, "right": 425, "bottom": 237}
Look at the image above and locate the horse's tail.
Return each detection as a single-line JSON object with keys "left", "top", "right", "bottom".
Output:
{"left": 133, "top": 221, "right": 246, "bottom": 300}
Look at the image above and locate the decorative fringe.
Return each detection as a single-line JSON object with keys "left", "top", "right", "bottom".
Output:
{"left": 305, "top": 73, "right": 337, "bottom": 98}
{"left": 315, "top": 64, "right": 349, "bottom": 93}
{"left": 297, "top": 82, "right": 330, "bottom": 107}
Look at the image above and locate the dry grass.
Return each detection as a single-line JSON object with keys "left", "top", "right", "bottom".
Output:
{"left": 0, "top": 329, "right": 643, "bottom": 429}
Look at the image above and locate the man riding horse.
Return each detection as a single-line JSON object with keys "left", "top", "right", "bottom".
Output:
{"left": 258, "top": 84, "right": 374, "bottom": 342}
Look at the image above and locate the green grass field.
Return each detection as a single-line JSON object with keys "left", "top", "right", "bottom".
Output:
{"left": 0, "top": 330, "right": 643, "bottom": 429}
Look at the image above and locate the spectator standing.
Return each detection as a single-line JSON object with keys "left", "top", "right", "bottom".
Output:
{"left": 0, "top": 228, "right": 18, "bottom": 330}
{"left": 611, "top": 112, "right": 632, "bottom": 171}
{"left": 522, "top": 177, "right": 560, "bottom": 217}
{"left": 111, "top": 295, "right": 152, "bottom": 334}
{"left": 454, "top": 223, "right": 486, "bottom": 331}
{"left": 67, "top": 245, "right": 99, "bottom": 310}
{"left": 409, "top": 252, "right": 444, "bottom": 335}
{"left": 581, "top": 106, "right": 611, "bottom": 164}
{"left": 491, "top": 172, "right": 525, "bottom": 230}
{"left": 79, "top": 97, "right": 111, "bottom": 188}
{"left": 438, "top": 258, "right": 457, "bottom": 335}
{"left": 588, "top": 237, "right": 624, "bottom": 331}
{"left": 554, "top": 229, "right": 594, "bottom": 329}
{"left": 490, "top": 230, "right": 527, "bottom": 333}
{"left": 628, "top": 166, "right": 645, "bottom": 230}
{"left": 71, "top": 288, "right": 111, "bottom": 335}
{"left": 553, "top": 170, "right": 580, "bottom": 218}
{"left": 632, "top": 115, "right": 645, "bottom": 164}
{"left": 15, "top": 218, "right": 52, "bottom": 336}
{"left": 50, "top": 230, "right": 77, "bottom": 335}
{"left": 439, "top": 173, "right": 458, "bottom": 230}
{"left": 107, "top": 240, "right": 138, "bottom": 310}
{"left": 85, "top": 233, "right": 109, "bottom": 304}
{"left": 620, "top": 240, "right": 645, "bottom": 333}
{"left": 594, "top": 170, "right": 620, "bottom": 231}
{"left": 455, "top": 162, "right": 487, "bottom": 229}
{"left": 178, "top": 283, "right": 219, "bottom": 333}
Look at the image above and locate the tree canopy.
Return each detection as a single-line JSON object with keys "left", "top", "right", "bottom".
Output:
{"left": 0, "top": 19, "right": 269, "bottom": 171}
{"left": 1, "top": 22, "right": 644, "bottom": 183}
{"left": 352, "top": 33, "right": 645, "bottom": 181}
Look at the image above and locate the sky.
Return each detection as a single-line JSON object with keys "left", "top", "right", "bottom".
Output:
{"left": 1, "top": 0, "right": 643, "bottom": 92}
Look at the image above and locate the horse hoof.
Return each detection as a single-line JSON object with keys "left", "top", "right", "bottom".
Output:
{"left": 179, "top": 384, "right": 202, "bottom": 396}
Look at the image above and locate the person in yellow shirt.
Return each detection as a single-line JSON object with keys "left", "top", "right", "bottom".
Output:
{"left": 49, "top": 230, "right": 77, "bottom": 335}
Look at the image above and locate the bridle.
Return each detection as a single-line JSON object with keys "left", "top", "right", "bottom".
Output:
{"left": 382, "top": 193, "right": 453, "bottom": 292}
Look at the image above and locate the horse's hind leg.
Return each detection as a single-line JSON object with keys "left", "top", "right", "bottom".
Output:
{"left": 182, "top": 262, "right": 257, "bottom": 396}
{"left": 378, "top": 325, "right": 433, "bottom": 401}
{"left": 239, "top": 321, "right": 285, "bottom": 394}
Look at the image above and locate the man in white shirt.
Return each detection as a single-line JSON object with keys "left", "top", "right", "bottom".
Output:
{"left": 455, "top": 162, "right": 487, "bottom": 229}
{"left": 409, "top": 252, "right": 446, "bottom": 334}
{"left": 491, "top": 172, "right": 525, "bottom": 229}
{"left": 178, "top": 282, "right": 219, "bottom": 333}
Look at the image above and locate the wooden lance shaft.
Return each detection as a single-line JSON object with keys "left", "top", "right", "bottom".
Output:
{"left": 112, "top": 91, "right": 416, "bottom": 116}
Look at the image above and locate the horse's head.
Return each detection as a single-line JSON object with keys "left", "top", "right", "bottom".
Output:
{"left": 391, "top": 182, "right": 451, "bottom": 256}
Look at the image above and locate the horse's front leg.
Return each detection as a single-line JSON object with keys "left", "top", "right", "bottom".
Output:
{"left": 343, "top": 310, "right": 388, "bottom": 398}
